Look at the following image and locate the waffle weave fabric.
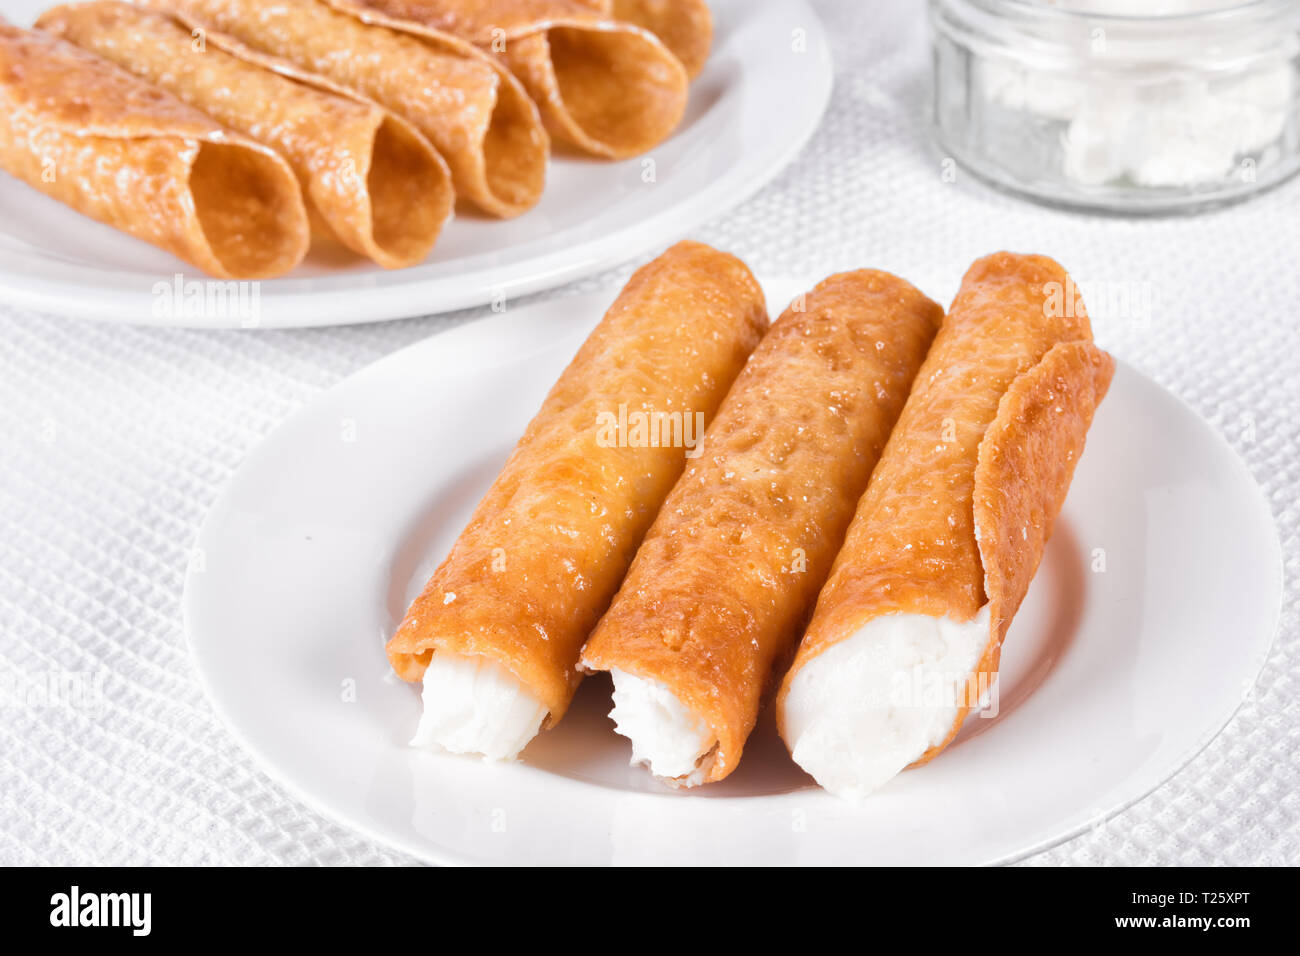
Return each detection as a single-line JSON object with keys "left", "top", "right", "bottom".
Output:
{"left": 0, "top": 0, "right": 1295, "bottom": 865}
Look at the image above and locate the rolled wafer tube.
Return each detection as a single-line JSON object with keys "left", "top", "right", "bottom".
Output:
{"left": 330, "top": 0, "right": 690, "bottom": 158}
{"left": 165, "top": 0, "right": 547, "bottom": 217}
{"left": 579, "top": 271, "right": 943, "bottom": 786}
{"left": 0, "top": 21, "right": 308, "bottom": 279}
{"left": 39, "top": 2, "right": 453, "bottom": 269}
{"left": 388, "top": 240, "right": 768, "bottom": 759}
{"left": 777, "top": 252, "right": 1115, "bottom": 801}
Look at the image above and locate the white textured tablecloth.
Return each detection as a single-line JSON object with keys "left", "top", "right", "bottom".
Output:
{"left": 1, "top": 0, "right": 1296, "bottom": 866}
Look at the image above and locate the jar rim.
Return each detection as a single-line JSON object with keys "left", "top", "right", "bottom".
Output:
{"left": 936, "top": 0, "right": 1292, "bottom": 26}
{"left": 931, "top": 0, "right": 1300, "bottom": 70}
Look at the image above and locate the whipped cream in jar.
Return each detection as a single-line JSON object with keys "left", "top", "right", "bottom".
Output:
{"left": 930, "top": 0, "right": 1300, "bottom": 211}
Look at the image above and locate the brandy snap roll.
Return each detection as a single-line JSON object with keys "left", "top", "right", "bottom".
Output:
{"left": 0, "top": 21, "right": 308, "bottom": 279}
{"left": 330, "top": 0, "right": 691, "bottom": 158}
{"left": 165, "top": 0, "right": 547, "bottom": 217}
{"left": 579, "top": 271, "right": 943, "bottom": 786}
{"left": 777, "top": 253, "right": 1115, "bottom": 801}
{"left": 40, "top": 2, "right": 453, "bottom": 268}
{"left": 388, "top": 241, "right": 768, "bottom": 760}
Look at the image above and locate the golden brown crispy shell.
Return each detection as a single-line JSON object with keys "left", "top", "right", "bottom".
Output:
{"left": 581, "top": 271, "right": 942, "bottom": 783}
{"left": 336, "top": 0, "right": 609, "bottom": 38}
{"left": 333, "top": 0, "right": 690, "bottom": 158}
{"left": 165, "top": 0, "right": 547, "bottom": 217}
{"left": 778, "top": 253, "right": 1110, "bottom": 763}
{"left": 969, "top": 343, "right": 1113, "bottom": 691}
{"left": 612, "top": 0, "right": 712, "bottom": 78}
{"left": 0, "top": 21, "right": 308, "bottom": 279}
{"left": 39, "top": 2, "right": 452, "bottom": 269}
{"left": 387, "top": 241, "right": 768, "bottom": 721}
{"left": 350, "top": 0, "right": 713, "bottom": 76}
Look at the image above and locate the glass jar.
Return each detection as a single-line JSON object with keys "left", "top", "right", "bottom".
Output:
{"left": 930, "top": 0, "right": 1300, "bottom": 212}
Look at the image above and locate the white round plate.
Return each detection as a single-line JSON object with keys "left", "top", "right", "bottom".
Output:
{"left": 183, "top": 281, "right": 1283, "bottom": 865}
{"left": 0, "top": 0, "right": 829, "bottom": 328}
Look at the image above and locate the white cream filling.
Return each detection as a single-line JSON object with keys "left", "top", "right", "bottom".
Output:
{"left": 607, "top": 667, "right": 715, "bottom": 786}
{"left": 412, "top": 652, "right": 547, "bottom": 761}
{"left": 782, "top": 606, "right": 993, "bottom": 802}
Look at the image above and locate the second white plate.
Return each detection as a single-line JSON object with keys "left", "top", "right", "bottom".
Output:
{"left": 182, "top": 280, "right": 1283, "bottom": 865}
{"left": 0, "top": 0, "right": 831, "bottom": 327}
